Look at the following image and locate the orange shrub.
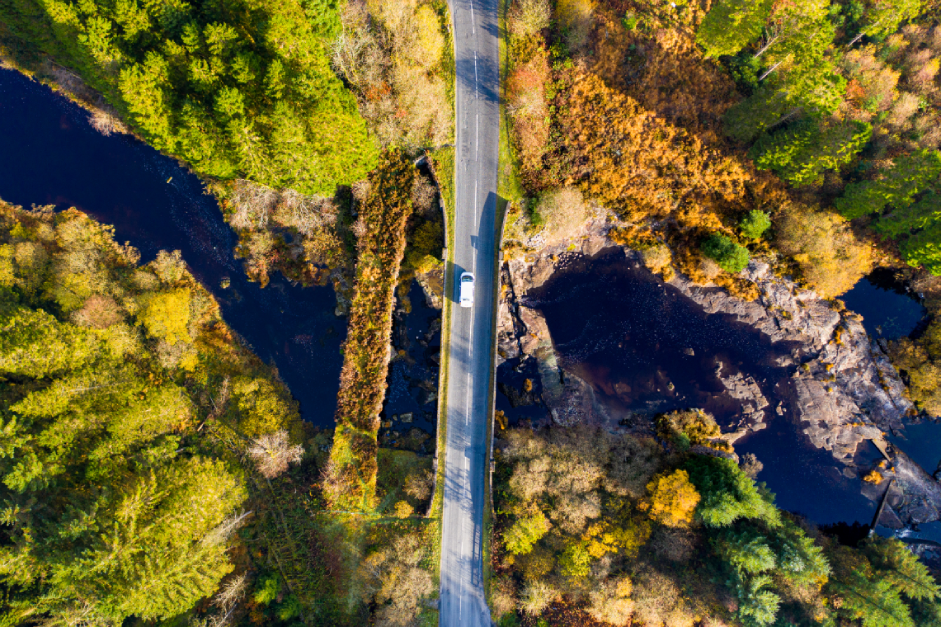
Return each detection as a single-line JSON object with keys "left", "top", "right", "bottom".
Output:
{"left": 558, "top": 72, "right": 753, "bottom": 226}
{"left": 508, "top": 49, "right": 551, "bottom": 173}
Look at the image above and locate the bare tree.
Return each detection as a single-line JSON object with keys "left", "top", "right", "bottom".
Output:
{"left": 209, "top": 572, "right": 249, "bottom": 627}
{"left": 228, "top": 180, "right": 278, "bottom": 230}
{"left": 247, "top": 430, "right": 304, "bottom": 479}
{"left": 274, "top": 190, "right": 337, "bottom": 236}
{"left": 204, "top": 510, "right": 254, "bottom": 547}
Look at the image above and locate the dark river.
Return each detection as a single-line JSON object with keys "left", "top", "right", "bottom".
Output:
{"left": 382, "top": 281, "right": 442, "bottom": 440}
{"left": 510, "top": 248, "right": 941, "bottom": 526}
{"left": 841, "top": 267, "right": 927, "bottom": 341}
{"left": 0, "top": 68, "right": 345, "bottom": 426}
{"left": 4, "top": 65, "right": 937, "bottom": 528}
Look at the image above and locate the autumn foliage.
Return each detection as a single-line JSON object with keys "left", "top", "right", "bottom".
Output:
{"left": 323, "top": 152, "right": 415, "bottom": 511}
{"left": 559, "top": 72, "right": 752, "bottom": 226}
{"left": 638, "top": 470, "right": 700, "bottom": 528}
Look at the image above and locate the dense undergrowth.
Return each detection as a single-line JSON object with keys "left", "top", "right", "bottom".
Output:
{"left": 500, "top": 0, "right": 938, "bottom": 300}
{"left": 0, "top": 0, "right": 453, "bottom": 623}
{"left": 491, "top": 411, "right": 941, "bottom": 627}
{"left": 0, "top": 199, "right": 443, "bottom": 626}
{"left": 500, "top": 0, "right": 941, "bottom": 420}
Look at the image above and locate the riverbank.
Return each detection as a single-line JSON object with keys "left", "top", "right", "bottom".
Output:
{"left": 0, "top": 67, "right": 348, "bottom": 426}
{"left": 495, "top": 205, "right": 941, "bottom": 529}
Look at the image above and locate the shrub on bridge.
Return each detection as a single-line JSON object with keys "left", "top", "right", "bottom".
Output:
{"left": 323, "top": 151, "right": 415, "bottom": 511}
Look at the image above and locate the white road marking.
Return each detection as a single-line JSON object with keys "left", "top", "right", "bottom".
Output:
{"left": 476, "top": 112, "right": 479, "bottom": 161}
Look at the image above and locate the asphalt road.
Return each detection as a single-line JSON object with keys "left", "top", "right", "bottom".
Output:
{"left": 438, "top": 0, "right": 499, "bottom": 625}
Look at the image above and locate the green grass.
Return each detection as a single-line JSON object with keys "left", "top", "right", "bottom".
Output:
{"left": 430, "top": 147, "right": 456, "bottom": 236}
{"left": 498, "top": 108, "right": 524, "bottom": 204}
{"left": 432, "top": 0, "right": 456, "bottom": 140}
{"left": 497, "top": 0, "right": 524, "bottom": 204}
{"left": 427, "top": 145, "right": 455, "bottom": 587}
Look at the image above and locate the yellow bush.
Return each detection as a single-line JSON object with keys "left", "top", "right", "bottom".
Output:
{"left": 0, "top": 244, "right": 13, "bottom": 287}
{"left": 394, "top": 500, "right": 415, "bottom": 518}
{"left": 775, "top": 205, "right": 874, "bottom": 298}
{"left": 137, "top": 288, "right": 192, "bottom": 345}
{"left": 414, "top": 5, "right": 444, "bottom": 68}
{"left": 863, "top": 470, "right": 884, "bottom": 483}
{"left": 639, "top": 469, "right": 701, "bottom": 527}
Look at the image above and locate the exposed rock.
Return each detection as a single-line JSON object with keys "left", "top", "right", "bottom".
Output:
{"left": 496, "top": 205, "right": 938, "bottom": 526}
{"left": 670, "top": 260, "right": 912, "bottom": 465}
{"left": 882, "top": 446, "right": 941, "bottom": 525}
{"left": 545, "top": 368, "right": 599, "bottom": 427}
{"left": 715, "top": 362, "right": 770, "bottom": 432}
{"left": 416, "top": 266, "right": 444, "bottom": 309}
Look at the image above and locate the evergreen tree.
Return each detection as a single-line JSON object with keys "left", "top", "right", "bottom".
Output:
{"left": 836, "top": 150, "right": 941, "bottom": 220}
{"left": 696, "top": 0, "right": 775, "bottom": 58}
{"left": 701, "top": 234, "right": 751, "bottom": 273}
{"left": 0, "top": 0, "right": 379, "bottom": 195}
{"left": 827, "top": 544, "right": 917, "bottom": 627}
{"left": 875, "top": 192, "right": 941, "bottom": 239}
{"left": 864, "top": 537, "right": 941, "bottom": 602}
{"left": 724, "top": 66, "right": 847, "bottom": 143}
{"left": 0, "top": 202, "right": 302, "bottom": 624}
{"left": 684, "top": 456, "right": 780, "bottom": 527}
{"left": 901, "top": 221, "right": 941, "bottom": 275}
{"left": 740, "top": 210, "right": 772, "bottom": 239}
{"left": 750, "top": 120, "right": 871, "bottom": 186}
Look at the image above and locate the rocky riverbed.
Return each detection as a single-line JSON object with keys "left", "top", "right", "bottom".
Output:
{"left": 496, "top": 208, "right": 941, "bottom": 529}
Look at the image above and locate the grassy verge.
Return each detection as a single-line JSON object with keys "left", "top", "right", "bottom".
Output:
{"left": 427, "top": 146, "right": 456, "bottom": 588}
{"left": 497, "top": 0, "right": 523, "bottom": 205}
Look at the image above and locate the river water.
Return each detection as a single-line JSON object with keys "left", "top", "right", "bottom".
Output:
{"left": 4, "top": 65, "right": 938, "bottom": 528}
{"left": 0, "top": 68, "right": 345, "bottom": 426}
{"left": 511, "top": 249, "right": 941, "bottom": 526}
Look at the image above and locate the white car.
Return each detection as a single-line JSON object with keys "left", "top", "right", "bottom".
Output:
{"left": 459, "top": 272, "right": 475, "bottom": 308}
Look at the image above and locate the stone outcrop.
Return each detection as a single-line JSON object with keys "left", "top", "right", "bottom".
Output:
{"left": 864, "top": 444, "right": 941, "bottom": 528}
{"left": 670, "top": 260, "right": 912, "bottom": 464}
{"left": 715, "top": 363, "right": 770, "bottom": 436}
{"left": 496, "top": 207, "right": 938, "bottom": 527}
